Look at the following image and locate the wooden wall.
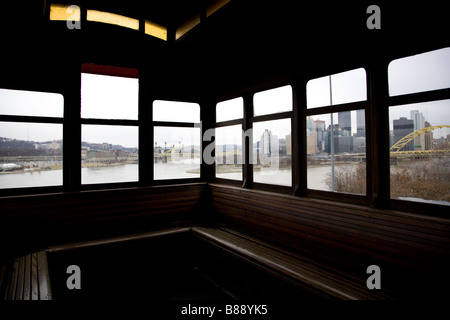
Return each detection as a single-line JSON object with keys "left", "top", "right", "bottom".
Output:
{"left": 208, "top": 183, "right": 450, "bottom": 299}
{"left": 0, "top": 183, "right": 206, "bottom": 261}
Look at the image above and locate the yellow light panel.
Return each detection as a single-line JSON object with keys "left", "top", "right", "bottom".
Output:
{"left": 87, "top": 10, "right": 139, "bottom": 31}
{"left": 49, "top": 4, "right": 80, "bottom": 21}
{"left": 176, "top": 13, "right": 200, "bottom": 40}
{"left": 145, "top": 20, "right": 167, "bottom": 41}
{"left": 206, "top": 0, "right": 231, "bottom": 17}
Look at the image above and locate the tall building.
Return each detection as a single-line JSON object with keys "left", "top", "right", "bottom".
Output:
{"left": 424, "top": 121, "right": 432, "bottom": 150}
{"left": 338, "top": 111, "right": 351, "bottom": 134}
{"left": 356, "top": 109, "right": 365, "bottom": 137}
{"left": 410, "top": 110, "right": 425, "bottom": 151}
{"left": 261, "top": 129, "right": 272, "bottom": 156}
{"left": 393, "top": 117, "right": 414, "bottom": 151}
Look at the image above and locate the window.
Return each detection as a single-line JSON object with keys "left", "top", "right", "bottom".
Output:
{"left": 306, "top": 68, "right": 367, "bottom": 108}
{"left": 81, "top": 64, "right": 139, "bottom": 185}
{"left": 153, "top": 100, "right": 201, "bottom": 180}
{"left": 0, "top": 89, "right": 64, "bottom": 189}
{"left": 215, "top": 97, "right": 244, "bottom": 181}
{"left": 216, "top": 97, "right": 243, "bottom": 122}
{"left": 253, "top": 86, "right": 293, "bottom": 187}
{"left": 49, "top": 4, "right": 80, "bottom": 22}
{"left": 388, "top": 47, "right": 450, "bottom": 97}
{"left": 253, "top": 85, "right": 292, "bottom": 116}
{"left": 81, "top": 125, "right": 138, "bottom": 184}
{"left": 306, "top": 68, "right": 367, "bottom": 196}
{"left": 49, "top": 4, "right": 167, "bottom": 41}
{"left": 388, "top": 48, "right": 450, "bottom": 206}
{"left": 81, "top": 72, "right": 139, "bottom": 120}
{"left": 253, "top": 119, "right": 292, "bottom": 186}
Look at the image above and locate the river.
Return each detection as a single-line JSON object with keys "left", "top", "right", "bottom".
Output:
{"left": 0, "top": 163, "right": 331, "bottom": 189}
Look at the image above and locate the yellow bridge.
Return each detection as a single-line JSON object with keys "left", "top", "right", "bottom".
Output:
{"left": 390, "top": 125, "right": 450, "bottom": 153}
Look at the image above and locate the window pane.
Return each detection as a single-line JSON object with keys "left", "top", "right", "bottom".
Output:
{"left": 216, "top": 97, "right": 243, "bottom": 122}
{"left": 307, "top": 68, "right": 367, "bottom": 108}
{"left": 253, "top": 85, "right": 292, "bottom": 116}
{"left": 307, "top": 110, "right": 366, "bottom": 195}
{"left": 389, "top": 100, "right": 450, "bottom": 205}
{"left": 0, "top": 88, "right": 63, "bottom": 117}
{"left": 81, "top": 125, "right": 138, "bottom": 184}
{"left": 0, "top": 122, "right": 62, "bottom": 188}
{"left": 81, "top": 73, "right": 138, "bottom": 120}
{"left": 153, "top": 100, "right": 200, "bottom": 123}
{"left": 154, "top": 127, "right": 201, "bottom": 180}
{"left": 388, "top": 47, "right": 450, "bottom": 96}
{"left": 253, "top": 118, "right": 291, "bottom": 186}
{"left": 215, "top": 125, "right": 242, "bottom": 181}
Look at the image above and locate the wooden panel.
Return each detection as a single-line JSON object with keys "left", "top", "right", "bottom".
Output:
{"left": 31, "top": 253, "right": 38, "bottom": 300}
{"left": 208, "top": 184, "right": 450, "bottom": 297}
{"left": 0, "top": 183, "right": 206, "bottom": 258}
{"left": 23, "top": 254, "right": 31, "bottom": 300}
{"left": 37, "top": 251, "right": 52, "bottom": 300}
{"left": 193, "top": 227, "right": 394, "bottom": 299}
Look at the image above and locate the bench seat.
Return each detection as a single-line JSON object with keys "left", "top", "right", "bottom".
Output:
{"left": 0, "top": 251, "right": 52, "bottom": 300}
{"left": 192, "top": 226, "right": 393, "bottom": 300}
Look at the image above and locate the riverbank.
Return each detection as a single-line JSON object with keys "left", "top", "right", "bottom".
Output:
{"left": 82, "top": 162, "right": 134, "bottom": 168}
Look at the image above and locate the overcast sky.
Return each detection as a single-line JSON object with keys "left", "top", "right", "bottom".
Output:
{"left": 1, "top": 48, "right": 449, "bottom": 146}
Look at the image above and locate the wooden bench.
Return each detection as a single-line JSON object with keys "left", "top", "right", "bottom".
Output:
{"left": 0, "top": 251, "right": 52, "bottom": 300}
{"left": 192, "top": 226, "right": 393, "bottom": 300}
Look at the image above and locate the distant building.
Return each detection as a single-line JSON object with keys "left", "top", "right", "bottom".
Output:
{"left": 393, "top": 117, "right": 414, "bottom": 151}
{"left": 356, "top": 109, "right": 365, "bottom": 137}
{"left": 424, "top": 121, "right": 432, "bottom": 150}
{"left": 338, "top": 111, "right": 351, "bottom": 134}
{"left": 410, "top": 110, "right": 425, "bottom": 151}
{"left": 260, "top": 129, "right": 272, "bottom": 156}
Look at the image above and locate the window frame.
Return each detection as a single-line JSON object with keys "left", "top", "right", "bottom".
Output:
{"left": 303, "top": 67, "right": 371, "bottom": 205}
{"left": 387, "top": 48, "right": 450, "bottom": 214}
{"left": 0, "top": 86, "right": 65, "bottom": 195}
{"left": 80, "top": 63, "right": 140, "bottom": 190}
{"left": 213, "top": 95, "right": 245, "bottom": 186}
{"left": 151, "top": 99, "right": 202, "bottom": 185}
{"left": 249, "top": 84, "right": 294, "bottom": 194}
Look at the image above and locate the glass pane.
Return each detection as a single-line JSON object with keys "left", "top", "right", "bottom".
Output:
{"left": 389, "top": 100, "right": 450, "bottom": 205}
{"left": 307, "top": 68, "right": 367, "bottom": 108}
{"left": 81, "top": 73, "right": 138, "bottom": 120}
{"left": 0, "top": 122, "right": 62, "bottom": 188}
{"left": 216, "top": 97, "right": 243, "bottom": 122}
{"left": 253, "top": 118, "right": 291, "bottom": 186}
{"left": 154, "top": 127, "right": 201, "bottom": 180}
{"left": 215, "top": 125, "right": 242, "bottom": 181}
{"left": 145, "top": 20, "right": 167, "bottom": 41}
{"left": 50, "top": 4, "right": 80, "bottom": 21}
{"left": 0, "top": 88, "right": 63, "bottom": 117}
{"left": 389, "top": 47, "right": 450, "bottom": 96}
{"left": 81, "top": 125, "right": 138, "bottom": 184}
{"left": 87, "top": 10, "right": 139, "bottom": 31}
{"left": 153, "top": 100, "right": 200, "bottom": 123}
{"left": 253, "top": 85, "right": 292, "bottom": 116}
{"left": 307, "top": 110, "right": 366, "bottom": 195}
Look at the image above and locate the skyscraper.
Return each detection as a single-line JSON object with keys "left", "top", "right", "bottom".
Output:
{"left": 261, "top": 129, "right": 271, "bottom": 156}
{"left": 410, "top": 110, "right": 425, "bottom": 151}
{"left": 338, "top": 111, "right": 351, "bottom": 134}
{"left": 356, "top": 109, "right": 365, "bottom": 137}
{"left": 393, "top": 117, "right": 414, "bottom": 151}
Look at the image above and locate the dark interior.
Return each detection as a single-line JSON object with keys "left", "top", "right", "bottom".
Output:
{"left": 1, "top": 0, "right": 449, "bottom": 306}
